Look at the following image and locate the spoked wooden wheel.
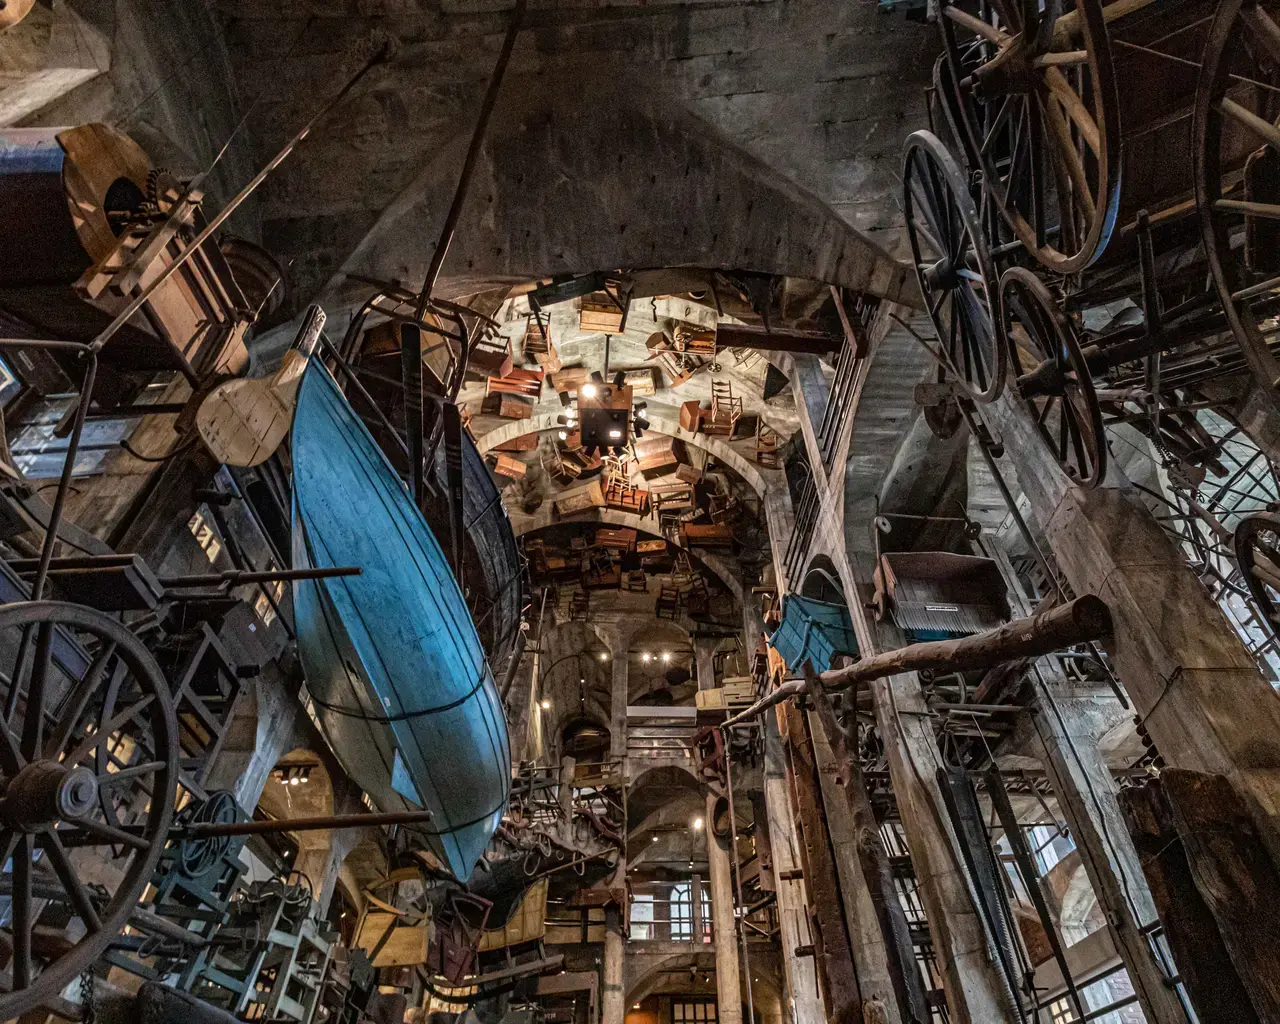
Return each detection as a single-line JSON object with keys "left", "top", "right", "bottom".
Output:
{"left": 1003, "top": 267, "right": 1106, "bottom": 487}
{"left": 903, "top": 130, "right": 1008, "bottom": 403}
{"left": 1197, "top": 0, "right": 1280, "bottom": 417}
{"left": 938, "top": 0, "right": 1121, "bottom": 273}
{"left": 1235, "top": 512, "right": 1280, "bottom": 636}
{"left": 0, "top": 602, "right": 177, "bottom": 1020}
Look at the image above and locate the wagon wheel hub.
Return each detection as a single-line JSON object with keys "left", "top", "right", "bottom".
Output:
{"left": 0, "top": 761, "right": 98, "bottom": 831}
{"left": 1016, "top": 356, "right": 1067, "bottom": 399}
{"left": 924, "top": 257, "right": 960, "bottom": 292}
{"left": 966, "top": 37, "right": 1039, "bottom": 100}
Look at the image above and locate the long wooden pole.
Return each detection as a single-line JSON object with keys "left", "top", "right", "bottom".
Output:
{"left": 721, "top": 595, "right": 1110, "bottom": 728}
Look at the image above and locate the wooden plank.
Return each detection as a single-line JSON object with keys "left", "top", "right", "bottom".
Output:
{"left": 715, "top": 324, "right": 840, "bottom": 355}
{"left": 493, "top": 433, "right": 538, "bottom": 453}
{"left": 355, "top": 913, "right": 429, "bottom": 968}
{"left": 493, "top": 454, "right": 527, "bottom": 479}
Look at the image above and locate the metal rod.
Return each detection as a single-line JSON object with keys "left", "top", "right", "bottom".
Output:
{"left": 87, "top": 48, "right": 386, "bottom": 357}
{"left": 33, "top": 356, "right": 97, "bottom": 601}
{"left": 159, "top": 566, "right": 362, "bottom": 587}
{"left": 415, "top": 0, "right": 526, "bottom": 318}
{"left": 184, "top": 808, "right": 438, "bottom": 837}
{"left": 723, "top": 734, "right": 755, "bottom": 1024}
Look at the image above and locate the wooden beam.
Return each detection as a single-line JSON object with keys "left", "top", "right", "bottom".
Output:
{"left": 715, "top": 324, "right": 842, "bottom": 355}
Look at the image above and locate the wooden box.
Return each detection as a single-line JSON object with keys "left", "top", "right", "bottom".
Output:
{"left": 493, "top": 453, "right": 527, "bottom": 479}
{"left": 486, "top": 367, "right": 543, "bottom": 398}
{"left": 555, "top": 481, "right": 606, "bottom": 516}
{"left": 635, "top": 436, "right": 679, "bottom": 475}
{"left": 621, "top": 367, "right": 659, "bottom": 396}
{"left": 652, "top": 483, "right": 694, "bottom": 511}
{"left": 675, "top": 463, "right": 703, "bottom": 485}
{"left": 637, "top": 539, "right": 668, "bottom": 555}
{"left": 494, "top": 433, "right": 538, "bottom": 453}
{"left": 605, "top": 482, "right": 649, "bottom": 516}
{"left": 482, "top": 393, "right": 535, "bottom": 419}
{"left": 550, "top": 367, "right": 591, "bottom": 394}
{"left": 579, "top": 294, "right": 625, "bottom": 333}
{"left": 679, "top": 400, "right": 704, "bottom": 433}
{"left": 596, "top": 527, "right": 637, "bottom": 550}
{"left": 469, "top": 341, "right": 514, "bottom": 381}
{"left": 682, "top": 523, "right": 734, "bottom": 548}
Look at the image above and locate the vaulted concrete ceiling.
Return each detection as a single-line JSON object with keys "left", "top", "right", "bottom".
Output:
{"left": 210, "top": 0, "right": 936, "bottom": 305}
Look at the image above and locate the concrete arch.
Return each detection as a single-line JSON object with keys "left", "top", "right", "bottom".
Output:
{"left": 477, "top": 414, "right": 767, "bottom": 497}
{"left": 327, "top": 73, "right": 915, "bottom": 311}
{"left": 626, "top": 952, "right": 718, "bottom": 1005}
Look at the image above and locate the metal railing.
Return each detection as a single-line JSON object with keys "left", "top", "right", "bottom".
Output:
{"left": 814, "top": 294, "right": 876, "bottom": 468}
{"left": 783, "top": 473, "right": 821, "bottom": 589}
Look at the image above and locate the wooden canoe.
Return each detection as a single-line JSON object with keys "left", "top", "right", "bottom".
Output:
{"left": 290, "top": 361, "right": 510, "bottom": 880}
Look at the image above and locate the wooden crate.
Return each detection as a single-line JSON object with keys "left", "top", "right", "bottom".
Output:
{"left": 675, "top": 463, "right": 703, "bottom": 485}
{"left": 579, "top": 294, "right": 624, "bottom": 333}
{"left": 482, "top": 392, "right": 534, "bottom": 419}
{"left": 637, "top": 539, "right": 668, "bottom": 555}
{"left": 494, "top": 433, "right": 538, "bottom": 453}
{"left": 673, "top": 323, "right": 717, "bottom": 355}
{"left": 555, "top": 481, "right": 605, "bottom": 516}
{"left": 487, "top": 367, "right": 543, "bottom": 398}
{"left": 493, "top": 453, "right": 527, "bottom": 479}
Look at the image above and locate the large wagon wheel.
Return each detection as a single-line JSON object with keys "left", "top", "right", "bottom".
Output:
{"left": 903, "top": 130, "right": 1008, "bottom": 403}
{"left": 1196, "top": 0, "right": 1280, "bottom": 418}
{"left": 1003, "top": 267, "right": 1107, "bottom": 487}
{"left": 1235, "top": 513, "right": 1280, "bottom": 636}
{"left": 0, "top": 602, "right": 177, "bottom": 1020}
{"left": 939, "top": 0, "right": 1122, "bottom": 273}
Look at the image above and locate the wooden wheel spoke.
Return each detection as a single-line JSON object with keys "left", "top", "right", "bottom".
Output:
{"left": 20, "top": 624, "right": 53, "bottom": 763}
{"left": 3, "top": 625, "right": 32, "bottom": 725}
{"left": 944, "top": 4, "right": 1008, "bottom": 44}
{"left": 1219, "top": 97, "right": 1280, "bottom": 156}
{"left": 38, "top": 830, "right": 102, "bottom": 934}
{"left": 61, "top": 816, "right": 150, "bottom": 852}
{"left": 1216, "top": 198, "right": 1280, "bottom": 221}
{"left": 1245, "top": 4, "right": 1280, "bottom": 70}
{"left": 43, "top": 643, "right": 117, "bottom": 762}
{"left": 911, "top": 212, "right": 947, "bottom": 262}
{"left": 1044, "top": 67, "right": 1100, "bottom": 154}
{"left": 62, "top": 695, "right": 156, "bottom": 770}
{"left": 97, "top": 760, "right": 167, "bottom": 787}
{"left": 1040, "top": 90, "right": 1097, "bottom": 221}
{"left": 11, "top": 834, "right": 31, "bottom": 990}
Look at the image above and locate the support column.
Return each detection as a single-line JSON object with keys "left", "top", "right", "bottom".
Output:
{"left": 707, "top": 791, "right": 744, "bottom": 1024}
{"left": 782, "top": 703, "right": 863, "bottom": 1024}
{"left": 603, "top": 902, "right": 625, "bottom": 1024}
{"left": 1028, "top": 680, "right": 1189, "bottom": 1023}
{"left": 695, "top": 638, "right": 719, "bottom": 692}
{"left": 559, "top": 755, "right": 577, "bottom": 847}
{"left": 870, "top": 671, "right": 1017, "bottom": 1024}
{"left": 609, "top": 638, "right": 629, "bottom": 762}
{"left": 763, "top": 724, "right": 824, "bottom": 1024}
{"left": 987, "top": 395, "right": 1280, "bottom": 856}
{"left": 805, "top": 709, "right": 905, "bottom": 1023}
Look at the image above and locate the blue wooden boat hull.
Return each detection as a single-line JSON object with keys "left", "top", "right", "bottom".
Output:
{"left": 290, "top": 360, "right": 510, "bottom": 880}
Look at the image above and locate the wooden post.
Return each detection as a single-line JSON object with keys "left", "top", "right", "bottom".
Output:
{"left": 1027, "top": 682, "right": 1191, "bottom": 1024}
{"left": 869, "top": 670, "right": 1019, "bottom": 1024}
{"left": 804, "top": 673, "right": 930, "bottom": 1024}
{"left": 762, "top": 723, "right": 825, "bottom": 1024}
{"left": 602, "top": 902, "right": 625, "bottom": 1024}
{"left": 782, "top": 702, "right": 864, "bottom": 1024}
{"left": 707, "top": 792, "right": 744, "bottom": 1024}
